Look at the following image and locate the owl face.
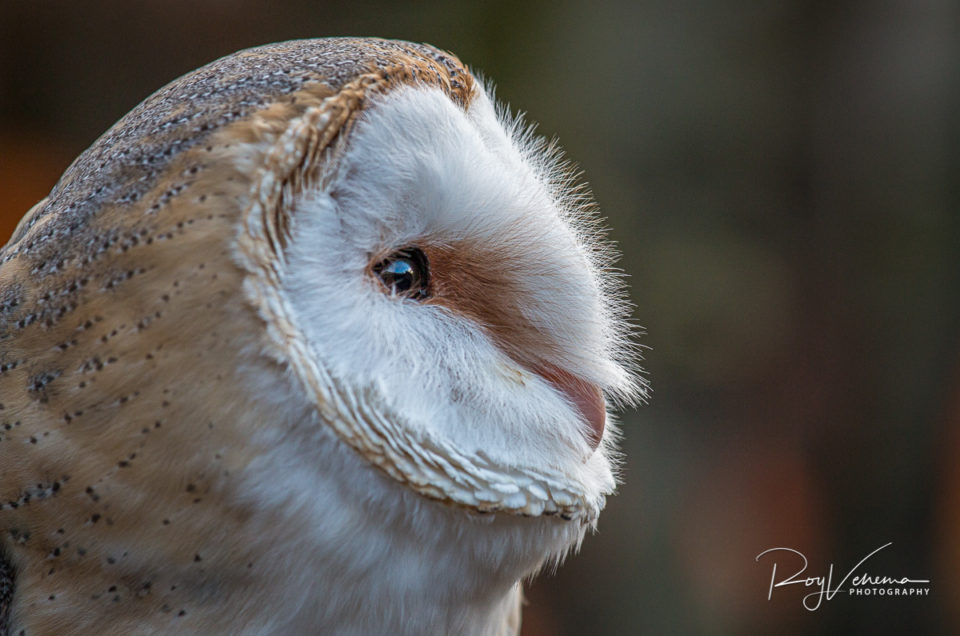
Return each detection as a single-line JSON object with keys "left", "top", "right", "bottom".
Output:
{"left": 248, "top": 83, "right": 639, "bottom": 522}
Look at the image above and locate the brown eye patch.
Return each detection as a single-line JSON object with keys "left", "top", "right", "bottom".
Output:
{"left": 420, "top": 242, "right": 564, "bottom": 372}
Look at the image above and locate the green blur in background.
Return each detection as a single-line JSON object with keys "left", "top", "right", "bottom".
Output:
{"left": 1, "top": 1, "right": 958, "bottom": 634}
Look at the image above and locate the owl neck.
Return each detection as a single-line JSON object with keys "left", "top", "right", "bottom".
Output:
{"left": 222, "top": 421, "right": 555, "bottom": 634}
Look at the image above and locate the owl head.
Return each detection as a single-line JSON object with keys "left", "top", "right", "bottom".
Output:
{"left": 0, "top": 38, "right": 644, "bottom": 632}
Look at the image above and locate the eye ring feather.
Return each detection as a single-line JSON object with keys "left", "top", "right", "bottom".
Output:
{"left": 372, "top": 247, "right": 430, "bottom": 300}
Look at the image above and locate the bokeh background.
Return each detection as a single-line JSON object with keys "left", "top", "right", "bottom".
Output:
{"left": 2, "top": 1, "right": 958, "bottom": 633}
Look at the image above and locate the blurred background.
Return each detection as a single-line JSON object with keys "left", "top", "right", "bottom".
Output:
{"left": 1, "top": 1, "right": 958, "bottom": 633}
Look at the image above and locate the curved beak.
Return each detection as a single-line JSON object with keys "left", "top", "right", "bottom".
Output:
{"left": 536, "top": 365, "right": 606, "bottom": 450}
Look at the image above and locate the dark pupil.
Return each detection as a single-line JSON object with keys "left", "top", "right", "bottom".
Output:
{"left": 381, "top": 259, "right": 415, "bottom": 293}
{"left": 374, "top": 248, "right": 429, "bottom": 299}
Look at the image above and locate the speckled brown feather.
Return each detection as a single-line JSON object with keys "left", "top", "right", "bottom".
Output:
{"left": 0, "top": 38, "right": 478, "bottom": 634}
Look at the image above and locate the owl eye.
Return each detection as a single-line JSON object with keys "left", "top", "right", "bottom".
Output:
{"left": 373, "top": 248, "right": 430, "bottom": 299}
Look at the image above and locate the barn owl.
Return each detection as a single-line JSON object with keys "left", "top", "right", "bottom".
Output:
{"left": 0, "top": 38, "right": 643, "bottom": 634}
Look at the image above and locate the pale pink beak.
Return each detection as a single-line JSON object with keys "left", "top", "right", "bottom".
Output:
{"left": 536, "top": 366, "right": 606, "bottom": 450}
